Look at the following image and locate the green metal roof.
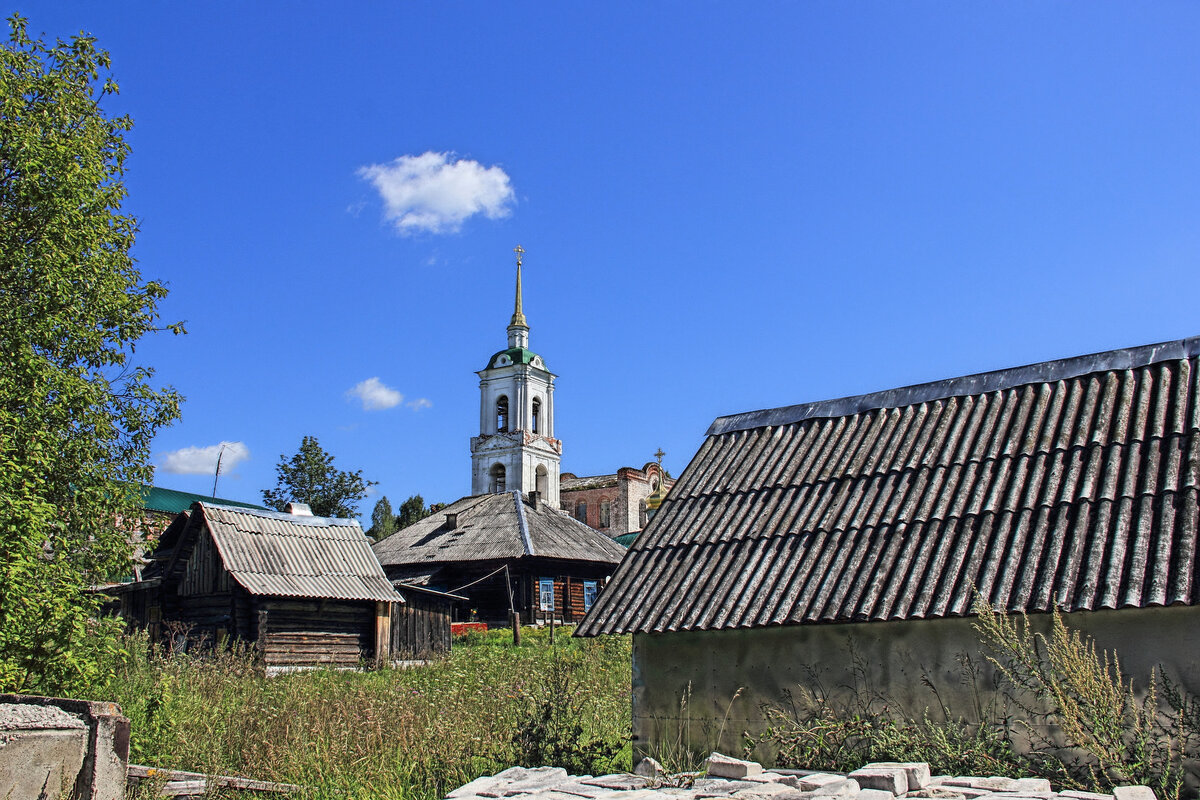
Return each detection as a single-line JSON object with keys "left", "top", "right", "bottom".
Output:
{"left": 140, "top": 485, "right": 267, "bottom": 515}
{"left": 484, "top": 347, "right": 547, "bottom": 371}
{"left": 614, "top": 532, "right": 639, "bottom": 548}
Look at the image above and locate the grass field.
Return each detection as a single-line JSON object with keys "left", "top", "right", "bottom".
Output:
{"left": 98, "top": 627, "right": 631, "bottom": 800}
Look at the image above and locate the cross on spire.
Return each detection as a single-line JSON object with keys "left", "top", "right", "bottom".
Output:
{"left": 513, "top": 243, "right": 525, "bottom": 267}
{"left": 654, "top": 448, "right": 665, "bottom": 464}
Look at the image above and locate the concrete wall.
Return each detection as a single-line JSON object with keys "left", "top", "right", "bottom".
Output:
{"left": 632, "top": 607, "right": 1200, "bottom": 764}
{"left": 0, "top": 694, "right": 129, "bottom": 800}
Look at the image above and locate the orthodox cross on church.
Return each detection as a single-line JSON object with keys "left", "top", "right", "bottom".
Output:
{"left": 513, "top": 244, "right": 525, "bottom": 268}
{"left": 654, "top": 448, "right": 665, "bottom": 465}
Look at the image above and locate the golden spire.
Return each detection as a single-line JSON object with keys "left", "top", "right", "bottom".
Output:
{"left": 510, "top": 244, "right": 527, "bottom": 328}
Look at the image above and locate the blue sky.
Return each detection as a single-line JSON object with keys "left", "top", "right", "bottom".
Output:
{"left": 21, "top": 3, "right": 1200, "bottom": 523}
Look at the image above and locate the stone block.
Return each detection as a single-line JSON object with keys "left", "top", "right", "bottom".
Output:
{"left": 1113, "top": 788, "right": 1156, "bottom": 800}
{"left": 867, "top": 762, "right": 932, "bottom": 792}
{"left": 1059, "top": 791, "right": 1113, "bottom": 800}
{"left": 906, "top": 789, "right": 967, "bottom": 800}
{"left": 581, "top": 774, "right": 652, "bottom": 791}
{"left": 449, "top": 776, "right": 509, "bottom": 798}
{"left": 861, "top": 790, "right": 900, "bottom": 800}
{"left": 794, "top": 774, "right": 853, "bottom": 792}
{"left": 1008, "top": 779, "right": 1052, "bottom": 794}
{"left": 940, "top": 778, "right": 1018, "bottom": 792}
{"left": 693, "top": 779, "right": 765, "bottom": 796}
{"left": 707, "top": 752, "right": 765, "bottom": 780}
{"left": 732, "top": 782, "right": 799, "bottom": 797}
{"left": 634, "top": 757, "right": 666, "bottom": 779}
{"left": 794, "top": 776, "right": 860, "bottom": 797}
{"left": 848, "top": 767, "right": 907, "bottom": 796}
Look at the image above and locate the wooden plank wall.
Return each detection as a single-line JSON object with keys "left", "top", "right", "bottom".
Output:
{"left": 258, "top": 600, "right": 374, "bottom": 667}
{"left": 390, "top": 594, "right": 452, "bottom": 657}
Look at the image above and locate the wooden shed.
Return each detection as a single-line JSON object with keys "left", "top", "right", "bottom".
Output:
{"left": 116, "top": 501, "right": 422, "bottom": 670}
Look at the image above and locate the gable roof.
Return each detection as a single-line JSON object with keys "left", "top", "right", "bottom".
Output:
{"left": 373, "top": 491, "right": 626, "bottom": 569}
{"left": 149, "top": 502, "right": 402, "bottom": 603}
{"left": 141, "top": 485, "right": 266, "bottom": 516}
{"left": 577, "top": 336, "right": 1200, "bottom": 636}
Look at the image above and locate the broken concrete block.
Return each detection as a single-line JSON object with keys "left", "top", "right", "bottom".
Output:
{"left": 939, "top": 778, "right": 1017, "bottom": 792}
{"left": 634, "top": 757, "right": 667, "bottom": 779}
{"left": 861, "top": 789, "right": 901, "bottom": 800}
{"left": 693, "top": 779, "right": 766, "bottom": 796}
{"left": 1007, "top": 779, "right": 1052, "bottom": 794}
{"left": 706, "top": 753, "right": 765, "bottom": 780}
{"left": 1113, "top": 788, "right": 1156, "bottom": 800}
{"left": 448, "top": 776, "right": 508, "bottom": 798}
{"left": 848, "top": 767, "right": 907, "bottom": 795}
{"left": 867, "top": 762, "right": 932, "bottom": 792}
{"left": 906, "top": 788, "right": 967, "bottom": 799}
{"left": 580, "top": 774, "right": 652, "bottom": 791}
{"left": 732, "top": 782, "right": 798, "bottom": 797}
{"left": 792, "top": 776, "right": 860, "bottom": 796}
{"left": 1058, "top": 791, "right": 1113, "bottom": 800}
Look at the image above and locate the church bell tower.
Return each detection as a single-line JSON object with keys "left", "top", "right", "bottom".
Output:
{"left": 470, "top": 246, "right": 561, "bottom": 506}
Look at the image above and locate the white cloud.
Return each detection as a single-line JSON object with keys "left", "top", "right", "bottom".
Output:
{"left": 347, "top": 377, "right": 403, "bottom": 411}
{"left": 407, "top": 398, "right": 432, "bottom": 411}
{"left": 160, "top": 441, "right": 251, "bottom": 475}
{"left": 358, "top": 151, "right": 515, "bottom": 235}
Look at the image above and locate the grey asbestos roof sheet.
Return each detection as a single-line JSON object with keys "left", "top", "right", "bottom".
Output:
{"left": 373, "top": 491, "right": 626, "bottom": 568}
{"left": 577, "top": 336, "right": 1200, "bottom": 636}
{"left": 199, "top": 503, "right": 402, "bottom": 603}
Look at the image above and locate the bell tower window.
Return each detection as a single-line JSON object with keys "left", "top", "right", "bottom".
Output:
{"left": 532, "top": 398, "right": 541, "bottom": 434}
{"left": 490, "top": 463, "right": 506, "bottom": 493}
{"left": 496, "top": 396, "right": 509, "bottom": 433}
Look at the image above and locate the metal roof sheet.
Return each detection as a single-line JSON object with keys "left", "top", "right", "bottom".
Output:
{"left": 577, "top": 336, "right": 1200, "bottom": 636}
{"left": 197, "top": 503, "right": 402, "bottom": 602}
{"left": 140, "top": 485, "right": 266, "bottom": 515}
{"left": 373, "top": 491, "right": 626, "bottom": 569}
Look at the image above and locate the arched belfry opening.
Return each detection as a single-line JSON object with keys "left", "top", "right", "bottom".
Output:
{"left": 536, "top": 464, "right": 549, "bottom": 497}
{"left": 490, "top": 463, "right": 506, "bottom": 493}
{"left": 496, "top": 396, "right": 509, "bottom": 433}
{"left": 532, "top": 398, "right": 541, "bottom": 434}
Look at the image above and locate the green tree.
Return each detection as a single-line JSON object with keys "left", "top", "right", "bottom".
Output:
{"left": 262, "top": 436, "right": 375, "bottom": 518}
{"left": 369, "top": 495, "right": 396, "bottom": 541}
{"left": 0, "top": 15, "right": 183, "bottom": 693}
{"left": 397, "top": 493, "right": 436, "bottom": 529}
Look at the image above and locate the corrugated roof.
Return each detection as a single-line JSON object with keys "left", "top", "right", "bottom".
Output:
{"left": 373, "top": 491, "right": 626, "bottom": 569}
{"left": 141, "top": 485, "right": 266, "bottom": 515}
{"left": 165, "top": 503, "right": 402, "bottom": 603}
{"left": 577, "top": 336, "right": 1200, "bottom": 636}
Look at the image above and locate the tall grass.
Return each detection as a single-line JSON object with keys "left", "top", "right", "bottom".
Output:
{"left": 97, "top": 627, "right": 631, "bottom": 800}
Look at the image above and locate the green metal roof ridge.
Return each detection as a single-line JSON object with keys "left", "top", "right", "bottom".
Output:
{"left": 141, "top": 485, "right": 267, "bottom": 515}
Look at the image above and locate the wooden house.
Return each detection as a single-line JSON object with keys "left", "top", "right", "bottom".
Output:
{"left": 373, "top": 490, "right": 626, "bottom": 625}
{"left": 114, "top": 501, "right": 455, "bottom": 669}
{"left": 578, "top": 336, "right": 1200, "bottom": 762}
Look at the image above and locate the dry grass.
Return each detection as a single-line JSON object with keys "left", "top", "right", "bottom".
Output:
{"left": 99, "top": 627, "right": 631, "bottom": 800}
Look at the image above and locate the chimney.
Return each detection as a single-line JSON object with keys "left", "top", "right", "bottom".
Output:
{"left": 528, "top": 491, "right": 541, "bottom": 511}
{"left": 445, "top": 512, "right": 458, "bottom": 528}
{"left": 284, "top": 502, "right": 313, "bottom": 516}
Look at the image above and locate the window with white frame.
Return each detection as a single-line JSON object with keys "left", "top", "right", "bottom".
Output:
{"left": 583, "top": 580, "right": 598, "bottom": 610}
{"left": 539, "top": 578, "right": 555, "bottom": 612}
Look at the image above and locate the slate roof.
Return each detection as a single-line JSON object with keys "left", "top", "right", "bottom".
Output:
{"left": 148, "top": 502, "right": 402, "bottom": 603}
{"left": 577, "top": 336, "right": 1200, "bottom": 636}
{"left": 373, "top": 491, "right": 626, "bottom": 569}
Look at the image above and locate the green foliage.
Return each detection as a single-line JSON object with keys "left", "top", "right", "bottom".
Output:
{"left": 973, "top": 602, "right": 1197, "bottom": 798}
{"left": 94, "top": 626, "right": 632, "bottom": 800}
{"left": 368, "top": 495, "right": 396, "bottom": 540}
{"left": 0, "top": 14, "right": 182, "bottom": 694}
{"left": 261, "top": 435, "right": 375, "bottom": 518}
{"left": 396, "top": 493, "right": 435, "bottom": 529}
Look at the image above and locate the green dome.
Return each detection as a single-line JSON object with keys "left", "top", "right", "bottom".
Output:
{"left": 484, "top": 347, "right": 548, "bottom": 371}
